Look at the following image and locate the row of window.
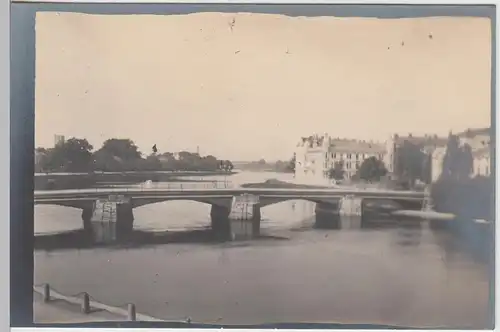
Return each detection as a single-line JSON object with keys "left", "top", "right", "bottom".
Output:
{"left": 475, "top": 166, "right": 490, "bottom": 176}
{"left": 325, "top": 152, "right": 384, "bottom": 160}
{"left": 324, "top": 161, "right": 361, "bottom": 170}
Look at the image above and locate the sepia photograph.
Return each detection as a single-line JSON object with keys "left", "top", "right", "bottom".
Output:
{"left": 26, "top": 4, "right": 494, "bottom": 328}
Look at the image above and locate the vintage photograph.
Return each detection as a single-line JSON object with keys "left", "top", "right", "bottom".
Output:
{"left": 33, "top": 9, "right": 493, "bottom": 328}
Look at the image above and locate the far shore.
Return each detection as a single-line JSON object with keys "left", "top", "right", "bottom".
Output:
{"left": 34, "top": 170, "right": 237, "bottom": 190}
{"left": 35, "top": 170, "right": 237, "bottom": 176}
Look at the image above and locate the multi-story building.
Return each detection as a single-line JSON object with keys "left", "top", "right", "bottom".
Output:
{"left": 294, "top": 134, "right": 330, "bottom": 184}
{"left": 54, "top": 134, "right": 65, "bottom": 147}
{"left": 459, "top": 127, "right": 491, "bottom": 178}
{"left": 294, "top": 133, "right": 386, "bottom": 184}
{"left": 472, "top": 147, "right": 491, "bottom": 177}
{"left": 457, "top": 127, "right": 490, "bottom": 152}
{"left": 384, "top": 133, "right": 448, "bottom": 178}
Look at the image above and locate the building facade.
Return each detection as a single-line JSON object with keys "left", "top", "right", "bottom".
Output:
{"left": 430, "top": 127, "right": 491, "bottom": 181}
{"left": 472, "top": 147, "right": 491, "bottom": 177}
{"left": 295, "top": 128, "right": 491, "bottom": 185}
{"left": 459, "top": 128, "right": 491, "bottom": 178}
{"left": 384, "top": 133, "right": 448, "bottom": 179}
{"left": 294, "top": 133, "right": 386, "bottom": 184}
{"left": 54, "top": 134, "right": 65, "bottom": 147}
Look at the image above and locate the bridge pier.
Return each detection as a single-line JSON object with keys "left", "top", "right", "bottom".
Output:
{"left": 210, "top": 205, "right": 231, "bottom": 240}
{"left": 85, "top": 198, "right": 134, "bottom": 244}
{"left": 227, "top": 195, "right": 261, "bottom": 239}
{"left": 252, "top": 204, "right": 261, "bottom": 236}
{"left": 81, "top": 204, "right": 94, "bottom": 234}
{"left": 360, "top": 199, "right": 393, "bottom": 226}
{"left": 393, "top": 199, "right": 425, "bottom": 211}
{"left": 314, "top": 202, "right": 341, "bottom": 229}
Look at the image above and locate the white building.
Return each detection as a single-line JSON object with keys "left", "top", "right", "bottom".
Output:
{"left": 294, "top": 134, "right": 330, "bottom": 185}
{"left": 472, "top": 147, "right": 491, "bottom": 177}
{"left": 294, "top": 133, "right": 386, "bottom": 185}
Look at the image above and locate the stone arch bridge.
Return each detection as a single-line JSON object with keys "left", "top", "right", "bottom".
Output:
{"left": 34, "top": 187, "right": 425, "bottom": 242}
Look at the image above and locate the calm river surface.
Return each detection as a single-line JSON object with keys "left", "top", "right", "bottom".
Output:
{"left": 34, "top": 171, "right": 491, "bottom": 328}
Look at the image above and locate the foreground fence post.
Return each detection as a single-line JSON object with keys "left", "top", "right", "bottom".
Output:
{"left": 43, "top": 284, "right": 50, "bottom": 303}
{"left": 127, "top": 303, "right": 136, "bottom": 321}
{"left": 81, "top": 292, "right": 90, "bottom": 314}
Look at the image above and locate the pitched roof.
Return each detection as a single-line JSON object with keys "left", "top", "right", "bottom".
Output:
{"left": 457, "top": 127, "right": 490, "bottom": 138}
{"left": 328, "top": 139, "right": 385, "bottom": 154}
{"left": 394, "top": 135, "right": 448, "bottom": 147}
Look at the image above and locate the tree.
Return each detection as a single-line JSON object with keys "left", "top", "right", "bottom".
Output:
{"left": 327, "top": 161, "right": 345, "bottom": 181}
{"left": 93, "top": 139, "right": 142, "bottom": 171}
{"left": 40, "top": 138, "right": 94, "bottom": 172}
{"left": 199, "top": 155, "right": 219, "bottom": 171}
{"left": 441, "top": 134, "right": 473, "bottom": 181}
{"left": 258, "top": 159, "right": 266, "bottom": 165}
{"left": 356, "top": 156, "right": 388, "bottom": 182}
{"left": 395, "top": 140, "right": 427, "bottom": 187}
{"left": 142, "top": 154, "right": 162, "bottom": 171}
{"left": 459, "top": 144, "right": 474, "bottom": 178}
{"left": 220, "top": 160, "right": 234, "bottom": 172}
{"left": 287, "top": 154, "right": 296, "bottom": 172}
{"left": 97, "top": 139, "right": 141, "bottom": 161}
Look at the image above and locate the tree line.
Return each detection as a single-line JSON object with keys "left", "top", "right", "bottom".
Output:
{"left": 249, "top": 157, "right": 295, "bottom": 173}
{"left": 35, "top": 138, "right": 234, "bottom": 173}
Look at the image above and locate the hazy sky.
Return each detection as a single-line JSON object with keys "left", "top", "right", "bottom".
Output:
{"left": 35, "top": 12, "right": 491, "bottom": 161}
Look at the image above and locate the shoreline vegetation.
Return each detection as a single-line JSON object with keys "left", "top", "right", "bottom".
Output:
{"left": 35, "top": 137, "right": 237, "bottom": 190}
{"left": 35, "top": 137, "right": 235, "bottom": 175}
{"left": 234, "top": 159, "right": 295, "bottom": 173}
{"left": 34, "top": 170, "right": 236, "bottom": 190}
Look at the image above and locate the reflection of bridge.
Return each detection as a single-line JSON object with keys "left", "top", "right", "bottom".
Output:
{"left": 34, "top": 187, "right": 426, "bottom": 243}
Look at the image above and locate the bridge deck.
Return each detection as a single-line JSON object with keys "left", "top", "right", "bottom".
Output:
{"left": 34, "top": 187, "right": 425, "bottom": 207}
{"left": 35, "top": 187, "right": 424, "bottom": 195}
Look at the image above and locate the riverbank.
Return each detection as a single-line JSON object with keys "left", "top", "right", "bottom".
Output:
{"left": 35, "top": 170, "right": 237, "bottom": 190}
{"left": 34, "top": 291, "right": 123, "bottom": 323}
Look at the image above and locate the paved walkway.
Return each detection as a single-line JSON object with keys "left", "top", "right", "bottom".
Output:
{"left": 33, "top": 292, "right": 124, "bottom": 324}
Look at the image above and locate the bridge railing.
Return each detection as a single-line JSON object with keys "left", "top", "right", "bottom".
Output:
{"left": 137, "top": 181, "right": 235, "bottom": 190}
{"left": 34, "top": 181, "right": 235, "bottom": 194}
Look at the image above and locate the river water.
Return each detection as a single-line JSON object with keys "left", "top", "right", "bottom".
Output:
{"left": 34, "top": 171, "right": 491, "bottom": 328}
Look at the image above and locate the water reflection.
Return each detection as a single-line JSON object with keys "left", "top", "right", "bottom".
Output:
{"left": 34, "top": 195, "right": 490, "bottom": 262}
{"left": 34, "top": 174, "right": 492, "bottom": 328}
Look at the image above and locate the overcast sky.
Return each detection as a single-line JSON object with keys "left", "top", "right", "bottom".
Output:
{"left": 35, "top": 12, "right": 491, "bottom": 161}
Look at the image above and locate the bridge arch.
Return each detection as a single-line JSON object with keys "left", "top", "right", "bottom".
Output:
{"left": 34, "top": 204, "right": 89, "bottom": 234}
{"left": 258, "top": 196, "right": 341, "bottom": 208}
{"left": 34, "top": 200, "right": 94, "bottom": 210}
{"left": 131, "top": 197, "right": 233, "bottom": 209}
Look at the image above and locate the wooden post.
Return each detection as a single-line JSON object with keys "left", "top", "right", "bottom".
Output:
{"left": 43, "top": 284, "right": 50, "bottom": 303}
{"left": 81, "top": 292, "right": 90, "bottom": 314}
{"left": 127, "top": 303, "right": 136, "bottom": 321}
